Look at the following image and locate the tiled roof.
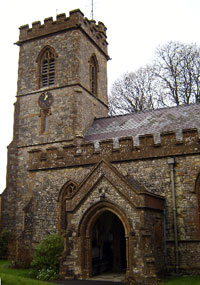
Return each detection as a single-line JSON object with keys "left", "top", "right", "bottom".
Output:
{"left": 85, "top": 104, "right": 200, "bottom": 143}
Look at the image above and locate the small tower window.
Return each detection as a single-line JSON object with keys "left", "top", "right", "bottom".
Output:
{"left": 37, "top": 47, "right": 57, "bottom": 88}
{"left": 40, "top": 109, "right": 50, "bottom": 134}
{"left": 89, "top": 55, "right": 99, "bottom": 96}
{"left": 44, "top": 113, "right": 49, "bottom": 132}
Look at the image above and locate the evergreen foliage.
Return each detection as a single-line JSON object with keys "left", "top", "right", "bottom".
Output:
{"left": 31, "top": 232, "right": 64, "bottom": 280}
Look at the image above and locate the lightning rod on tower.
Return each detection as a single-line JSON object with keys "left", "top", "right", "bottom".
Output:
{"left": 91, "top": 0, "right": 94, "bottom": 19}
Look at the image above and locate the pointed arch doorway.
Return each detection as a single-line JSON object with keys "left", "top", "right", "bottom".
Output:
{"left": 91, "top": 211, "right": 126, "bottom": 275}
{"left": 79, "top": 202, "right": 130, "bottom": 279}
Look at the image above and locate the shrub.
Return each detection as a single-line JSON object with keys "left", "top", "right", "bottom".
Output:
{"left": 0, "top": 229, "right": 10, "bottom": 259}
{"left": 31, "top": 232, "right": 64, "bottom": 280}
{"left": 36, "top": 268, "right": 59, "bottom": 280}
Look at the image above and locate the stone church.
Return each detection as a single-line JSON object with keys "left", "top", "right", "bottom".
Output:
{"left": 1, "top": 9, "right": 200, "bottom": 284}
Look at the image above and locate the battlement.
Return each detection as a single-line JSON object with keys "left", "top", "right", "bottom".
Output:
{"left": 28, "top": 129, "right": 200, "bottom": 171}
{"left": 18, "top": 9, "right": 108, "bottom": 55}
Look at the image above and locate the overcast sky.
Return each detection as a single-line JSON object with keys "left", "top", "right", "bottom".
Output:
{"left": 0, "top": 0, "right": 200, "bottom": 193}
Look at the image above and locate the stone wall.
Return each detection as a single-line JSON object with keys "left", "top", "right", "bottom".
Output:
{"left": 7, "top": 125, "right": 198, "bottom": 274}
{"left": 79, "top": 33, "right": 108, "bottom": 104}
{"left": 1, "top": 8, "right": 200, "bottom": 283}
{"left": 27, "top": 130, "right": 200, "bottom": 171}
{"left": 14, "top": 87, "right": 107, "bottom": 147}
{"left": 21, "top": 147, "right": 200, "bottom": 273}
{"left": 58, "top": 160, "right": 164, "bottom": 283}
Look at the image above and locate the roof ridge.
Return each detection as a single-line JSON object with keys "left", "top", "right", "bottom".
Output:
{"left": 94, "top": 102, "right": 200, "bottom": 122}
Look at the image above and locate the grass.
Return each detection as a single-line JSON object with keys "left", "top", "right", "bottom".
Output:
{"left": 0, "top": 260, "right": 51, "bottom": 285}
{"left": 161, "top": 275, "right": 200, "bottom": 284}
{"left": 1, "top": 260, "right": 200, "bottom": 284}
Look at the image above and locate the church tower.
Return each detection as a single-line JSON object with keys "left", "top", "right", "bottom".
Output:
{"left": 15, "top": 9, "right": 108, "bottom": 145}
{"left": 1, "top": 9, "right": 109, "bottom": 251}
{"left": 2, "top": 8, "right": 200, "bottom": 284}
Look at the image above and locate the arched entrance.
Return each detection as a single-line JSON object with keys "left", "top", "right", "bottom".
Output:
{"left": 79, "top": 201, "right": 130, "bottom": 278}
{"left": 91, "top": 211, "right": 126, "bottom": 275}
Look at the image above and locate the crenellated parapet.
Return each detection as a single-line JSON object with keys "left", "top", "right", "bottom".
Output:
{"left": 18, "top": 9, "right": 108, "bottom": 55}
{"left": 28, "top": 129, "right": 200, "bottom": 171}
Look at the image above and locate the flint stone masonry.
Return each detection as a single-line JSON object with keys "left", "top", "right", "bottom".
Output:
{"left": 27, "top": 129, "right": 200, "bottom": 171}
{"left": 16, "top": 87, "right": 107, "bottom": 146}
{"left": 18, "top": 10, "right": 108, "bottom": 54}
{"left": 1, "top": 8, "right": 200, "bottom": 285}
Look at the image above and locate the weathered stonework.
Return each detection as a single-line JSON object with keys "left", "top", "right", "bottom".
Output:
{"left": 1, "top": 8, "right": 200, "bottom": 285}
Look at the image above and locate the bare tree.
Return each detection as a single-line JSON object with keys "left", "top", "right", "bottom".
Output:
{"left": 109, "top": 66, "right": 159, "bottom": 115}
{"left": 154, "top": 41, "right": 200, "bottom": 106}
{"left": 109, "top": 42, "right": 200, "bottom": 115}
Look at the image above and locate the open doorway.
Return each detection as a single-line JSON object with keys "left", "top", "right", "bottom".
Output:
{"left": 91, "top": 211, "right": 126, "bottom": 276}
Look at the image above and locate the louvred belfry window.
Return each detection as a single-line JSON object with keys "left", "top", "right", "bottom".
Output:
{"left": 41, "top": 49, "right": 55, "bottom": 87}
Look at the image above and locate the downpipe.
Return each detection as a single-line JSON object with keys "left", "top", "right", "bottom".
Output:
{"left": 168, "top": 157, "right": 179, "bottom": 273}
{"left": 163, "top": 207, "right": 169, "bottom": 272}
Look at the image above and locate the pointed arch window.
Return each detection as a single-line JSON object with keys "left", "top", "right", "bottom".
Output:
{"left": 58, "top": 181, "right": 77, "bottom": 232}
{"left": 37, "top": 47, "right": 57, "bottom": 88}
{"left": 89, "top": 55, "right": 99, "bottom": 96}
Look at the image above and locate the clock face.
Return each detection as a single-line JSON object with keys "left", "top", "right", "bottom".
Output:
{"left": 38, "top": 92, "right": 53, "bottom": 109}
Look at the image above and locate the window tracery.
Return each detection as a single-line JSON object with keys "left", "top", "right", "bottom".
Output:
{"left": 37, "top": 46, "right": 57, "bottom": 88}
{"left": 64, "top": 183, "right": 77, "bottom": 199}
{"left": 58, "top": 181, "right": 77, "bottom": 232}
